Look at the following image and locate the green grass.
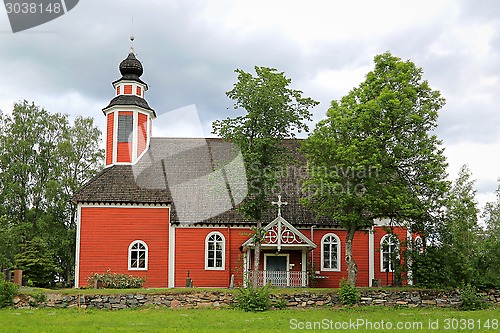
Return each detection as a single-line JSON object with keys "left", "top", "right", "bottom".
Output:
{"left": 0, "top": 306, "right": 498, "bottom": 332}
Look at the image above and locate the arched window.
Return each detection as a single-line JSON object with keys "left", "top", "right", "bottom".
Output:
{"left": 380, "top": 234, "right": 399, "bottom": 272}
{"left": 414, "top": 236, "right": 424, "bottom": 253}
{"left": 205, "top": 232, "right": 225, "bottom": 270}
{"left": 129, "top": 240, "right": 148, "bottom": 270}
{"left": 321, "top": 233, "right": 340, "bottom": 271}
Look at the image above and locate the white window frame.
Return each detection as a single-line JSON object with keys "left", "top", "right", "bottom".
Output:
{"left": 205, "top": 232, "right": 225, "bottom": 270}
{"left": 321, "top": 233, "right": 341, "bottom": 272}
{"left": 380, "top": 234, "right": 399, "bottom": 272}
{"left": 128, "top": 240, "right": 148, "bottom": 271}
{"left": 414, "top": 236, "right": 424, "bottom": 253}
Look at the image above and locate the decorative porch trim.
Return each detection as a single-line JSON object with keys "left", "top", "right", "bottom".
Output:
{"left": 241, "top": 215, "right": 317, "bottom": 251}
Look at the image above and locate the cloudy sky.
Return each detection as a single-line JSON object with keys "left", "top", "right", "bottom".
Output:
{"left": 0, "top": 0, "right": 499, "bottom": 212}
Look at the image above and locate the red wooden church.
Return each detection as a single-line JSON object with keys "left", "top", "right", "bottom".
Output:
{"left": 73, "top": 46, "right": 409, "bottom": 289}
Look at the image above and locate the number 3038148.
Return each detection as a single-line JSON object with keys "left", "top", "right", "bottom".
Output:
{"left": 5, "top": 2, "right": 61, "bottom": 14}
{"left": 443, "top": 318, "right": 498, "bottom": 330}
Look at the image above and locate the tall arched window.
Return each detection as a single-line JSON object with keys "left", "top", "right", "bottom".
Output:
{"left": 414, "top": 236, "right": 424, "bottom": 254}
{"left": 129, "top": 240, "right": 148, "bottom": 270}
{"left": 205, "top": 232, "right": 225, "bottom": 270}
{"left": 380, "top": 234, "right": 399, "bottom": 272}
{"left": 321, "top": 233, "right": 341, "bottom": 271}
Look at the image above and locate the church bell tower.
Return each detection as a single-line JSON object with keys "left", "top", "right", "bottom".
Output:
{"left": 103, "top": 37, "right": 156, "bottom": 166}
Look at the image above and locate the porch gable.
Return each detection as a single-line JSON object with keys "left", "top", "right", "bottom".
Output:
{"left": 241, "top": 216, "right": 317, "bottom": 251}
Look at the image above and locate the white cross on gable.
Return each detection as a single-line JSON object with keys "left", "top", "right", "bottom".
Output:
{"left": 272, "top": 195, "right": 288, "bottom": 217}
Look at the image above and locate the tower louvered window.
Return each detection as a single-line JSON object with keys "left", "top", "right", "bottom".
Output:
{"left": 118, "top": 115, "right": 133, "bottom": 142}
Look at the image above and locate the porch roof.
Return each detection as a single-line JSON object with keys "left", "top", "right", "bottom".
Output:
{"left": 242, "top": 215, "right": 317, "bottom": 251}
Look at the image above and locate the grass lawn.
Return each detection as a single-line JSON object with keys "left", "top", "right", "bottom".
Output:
{"left": 0, "top": 306, "right": 498, "bottom": 332}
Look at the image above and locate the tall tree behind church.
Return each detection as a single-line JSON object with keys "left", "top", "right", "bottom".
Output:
{"left": 302, "top": 52, "right": 449, "bottom": 286}
{"left": 213, "top": 67, "right": 318, "bottom": 287}
{"left": 0, "top": 101, "right": 103, "bottom": 286}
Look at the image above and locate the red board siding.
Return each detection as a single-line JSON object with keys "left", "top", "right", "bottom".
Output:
{"left": 78, "top": 206, "right": 170, "bottom": 288}
{"left": 303, "top": 229, "right": 370, "bottom": 288}
{"left": 228, "top": 228, "right": 252, "bottom": 286}
{"left": 137, "top": 113, "right": 147, "bottom": 158}
{"left": 175, "top": 228, "right": 229, "bottom": 287}
{"left": 116, "top": 86, "right": 121, "bottom": 95}
{"left": 105, "top": 113, "right": 114, "bottom": 165}
{"left": 174, "top": 227, "right": 251, "bottom": 288}
{"left": 373, "top": 226, "right": 407, "bottom": 286}
{"left": 117, "top": 142, "right": 132, "bottom": 163}
{"left": 124, "top": 85, "right": 132, "bottom": 94}
{"left": 136, "top": 86, "right": 142, "bottom": 96}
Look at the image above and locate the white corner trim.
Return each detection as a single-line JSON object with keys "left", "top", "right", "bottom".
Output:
{"left": 168, "top": 216, "right": 175, "bottom": 288}
{"left": 112, "top": 110, "right": 118, "bottom": 164}
{"left": 368, "top": 226, "right": 374, "bottom": 286}
{"left": 74, "top": 203, "right": 82, "bottom": 288}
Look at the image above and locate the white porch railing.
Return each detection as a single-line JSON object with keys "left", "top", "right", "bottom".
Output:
{"left": 247, "top": 270, "right": 309, "bottom": 287}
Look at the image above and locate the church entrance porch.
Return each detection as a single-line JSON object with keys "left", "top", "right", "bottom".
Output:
{"left": 245, "top": 251, "right": 309, "bottom": 287}
{"left": 241, "top": 196, "right": 316, "bottom": 288}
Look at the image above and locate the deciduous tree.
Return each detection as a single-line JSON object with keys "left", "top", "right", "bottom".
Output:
{"left": 213, "top": 67, "right": 318, "bottom": 287}
{"left": 0, "top": 100, "right": 103, "bottom": 285}
{"left": 302, "top": 52, "right": 449, "bottom": 285}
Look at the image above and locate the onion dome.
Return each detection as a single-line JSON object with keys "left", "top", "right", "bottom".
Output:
{"left": 119, "top": 52, "right": 143, "bottom": 79}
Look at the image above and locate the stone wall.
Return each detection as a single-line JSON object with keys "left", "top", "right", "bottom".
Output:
{"left": 13, "top": 289, "right": 500, "bottom": 310}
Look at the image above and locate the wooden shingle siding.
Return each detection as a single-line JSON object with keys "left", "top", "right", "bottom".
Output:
{"left": 78, "top": 206, "right": 169, "bottom": 288}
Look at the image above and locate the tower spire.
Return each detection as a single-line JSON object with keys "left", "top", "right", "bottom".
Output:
{"left": 130, "top": 34, "right": 135, "bottom": 54}
{"left": 130, "top": 16, "right": 135, "bottom": 54}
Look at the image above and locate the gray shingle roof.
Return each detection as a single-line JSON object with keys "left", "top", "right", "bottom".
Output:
{"left": 102, "top": 95, "right": 156, "bottom": 115}
{"left": 73, "top": 137, "right": 336, "bottom": 226}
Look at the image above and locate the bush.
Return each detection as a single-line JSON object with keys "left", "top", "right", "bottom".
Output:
{"left": 86, "top": 270, "right": 146, "bottom": 289}
{"left": 234, "top": 285, "right": 271, "bottom": 312}
{"left": 338, "top": 278, "right": 360, "bottom": 306}
{"left": 0, "top": 279, "right": 19, "bottom": 308}
{"left": 459, "top": 284, "right": 487, "bottom": 311}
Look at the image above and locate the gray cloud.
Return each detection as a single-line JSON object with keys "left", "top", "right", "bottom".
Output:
{"left": 1, "top": 0, "right": 499, "bottom": 204}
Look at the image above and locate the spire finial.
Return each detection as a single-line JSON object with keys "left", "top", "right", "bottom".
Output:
{"left": 272, "top": 195, "right": 288, "bottom": 217}
{"left": 130, "top": 34, "right": 135, "bottom": 54}
{"left": 130, "top": 16, "right": 135, "bottom": 54}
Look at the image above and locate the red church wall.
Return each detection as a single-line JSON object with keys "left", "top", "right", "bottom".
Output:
{"left": 137, "top": 113, "right": 147, "bottom": 158}
{"left": 175, "top": 227, "right": 227, "bottom": 287}
{"left": 228, "top": 228, "right": 252, "bottom": 287}
{"left": 78, "top": 206, "right": 170, "bottom": 288}
{"left": 105, "top": 112, "right": 114, "bottom": 165}
{"left": 373, "top": 226, "right": 407, "bottom": 286}
{"left": 174, "top": 227, "right": 251, "bottom": 288}
{"left": 302, "top": 229, "right": 369, "bottom": 288}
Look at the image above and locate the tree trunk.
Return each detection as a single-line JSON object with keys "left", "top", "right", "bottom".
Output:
{"left": 252, "top": 221, "right": 262, "bottom": 289}
{"left": 345, "top": 223, "right": 358, "bottom": 286}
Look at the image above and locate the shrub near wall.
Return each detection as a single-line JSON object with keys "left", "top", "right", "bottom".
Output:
{"left": 0, "top": 279, "right": 19, "bottom": 308}
{"left": 86, "top": 271, "right": 146, "bottom": 289}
